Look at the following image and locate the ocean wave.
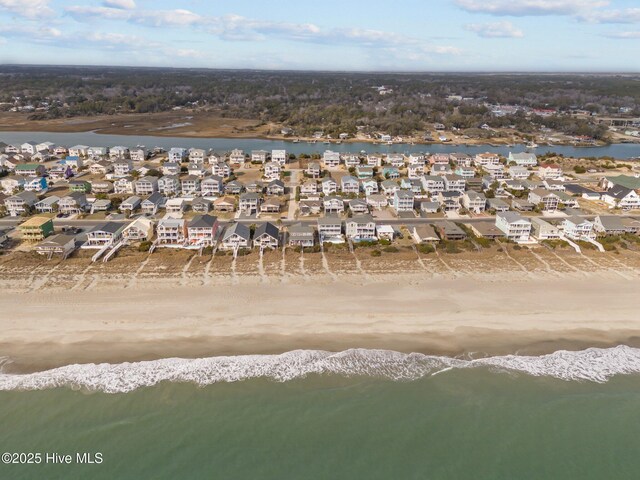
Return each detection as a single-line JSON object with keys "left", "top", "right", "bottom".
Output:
{"left": 1, "top": 346, "right": 640, "bottom": 393}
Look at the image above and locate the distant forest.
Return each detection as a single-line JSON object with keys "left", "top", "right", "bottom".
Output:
{"left": 1, "top": 65, "right": 639, "bottom": 140}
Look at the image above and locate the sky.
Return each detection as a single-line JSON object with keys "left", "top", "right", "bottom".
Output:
{"left": 0, "top": 0, "right": 639, "bottom": 71}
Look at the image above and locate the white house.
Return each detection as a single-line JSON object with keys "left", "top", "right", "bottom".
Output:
{"left": 271, "top": 150, "right": 287, "bottom": 166}
{"left": 393, "top": 190, "right": 414, "bottom": 212}
{"left": 134, "top": 176, "right": 158, "bottom": 196}
{"left": 317, "top": 216, "right": 343, "bottom": 242}
{"left": 496, "top": 212, "right": 532, "bottom": 242}
{"left": 168, "top": 148, "right": 188, "bottom": 163}
{"left": 220, "top": 222, "right": 251, "bottom": 250}
{"left": 508, "top": 152, "right": 537, "bottom": 167}
{"left": 85, "top": 222, "right": 124, "bottom": 247}
{"left": 345, "top": 214, "right": 377, "bottom": 241}
{"left": 321, "top": 177, "right": 338, "bottom": 195}
{"left": 538, "top": 163, "right": 563, "bottom": 180}
{"left": 563, "top": 216, "right": 596, "bottom": 241}
{"left": 601, "top": 186, "right": 640, "bottom": 210}
{"left": 229, "top": 149, "right": 245, "bottom": 165}
{"left": 322, "top": 151, "right": 341, "bottom": 169}
{"left": 462, "top": 191, "right": 486, "bottom": 213}
{"left": 253, "top": 222, "right": 280, "bottom": 249}
{"left": 157, "top": 217, "right": 187, "bottom": 245}
{"left": 68, "top": 145, "right": 89, "bottom": 157}
{"left": 531, "top": 217, "right": 561, "bottom": 240}
{"left": 263, "top": 161, "right": 281, "bottom": 181}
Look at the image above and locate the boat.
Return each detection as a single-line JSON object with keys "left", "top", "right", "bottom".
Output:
{"left": 292, "top": 139, "right": 300, "bottom": 143}
{"left": 526, "top": 142, "right": 538, "bottom": 149}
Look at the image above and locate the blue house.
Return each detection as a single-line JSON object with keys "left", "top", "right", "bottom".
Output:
{"left": 382, "top": 166, "right": 400, "bottom": 179}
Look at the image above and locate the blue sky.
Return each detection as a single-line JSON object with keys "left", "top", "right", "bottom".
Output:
{"left": 0, "top": 0, "right": 639, "bottom": 71}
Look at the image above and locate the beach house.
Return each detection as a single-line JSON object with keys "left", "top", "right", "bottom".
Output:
{"left": 85, "top": 222, "right": 125, "bottom": 247}
{"left": 271, "top": 150, "right": 287, "bottom": 166}
{"left": 187, "top": 214, "right": 219, "bottom": 246}
{"left": 158, "top": 176, "right": 180, "bottom": 196}
{"left": 253, "top": 222, "right": 280, "bottom": 249}
{"left": 393, "top": 190, "right": 414, "bottom": 212}
{"left": 58, "top": 192, "right": 88, "bottom": 215}
{"left": 562, "top": 216, "right": 596, "bottom": 241}
{"left": 322, "top": 151, "right": 341, "bottom": 169}
{"left": 122, "top": 218, "right": 155, "bottom": 242}
{"left": 19, "top": 216, "right": 54, "bottom": 241}
{"left": 528, "top": 189, "right": 560, "bottom": 211}
{"left": 288, "top": 223, "right": 315, "bottom": 247}
{"left": 345, "top": 214, "right": 377, "bottom": 241}
{"left": 462, "top": 191, "right": 487, "bottom": 213}
{"left": 220, "top": 223, "right": 252, "bottom": 250}
{"left": 157, "top": 217, "right": 188, "bottom": 245}
{"left": 35, "top": 234, "right": 76, "bottom": 258}
{"left": 5, "top": 191, "right": 37, "bottom": 216}
{"left": 317, "top": 216, "right": 343, "bottom": 243}
{"left": 531, "top": 217, "right": 561, "bottom": 240}
{"left": 495, "top": 212, "right": 532, "bottom": 242}
{"left": 508, "top": 152, "right": 537, "bottom": 167}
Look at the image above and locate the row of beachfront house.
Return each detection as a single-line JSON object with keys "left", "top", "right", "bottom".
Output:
{"left": 17, "top": 210, "right": 640, "bottom": 261}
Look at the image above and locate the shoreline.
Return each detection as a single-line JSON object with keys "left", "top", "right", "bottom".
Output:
{"left": 1, "top": 269, "right": 640, "bottom": 373}
{"left": 0, "top": 112, "right": 624, "bottom": 147}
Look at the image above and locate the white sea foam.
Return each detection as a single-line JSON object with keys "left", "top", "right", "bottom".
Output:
{"left": 1, "top": 346, "right": 640, "bottom": 393}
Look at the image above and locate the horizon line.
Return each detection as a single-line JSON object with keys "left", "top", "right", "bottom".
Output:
{"left": 1, "top": 63, "right": 639, "bottom": 76}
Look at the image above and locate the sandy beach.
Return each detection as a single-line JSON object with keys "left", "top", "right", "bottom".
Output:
{"left": 1, "top": 243, "right": 640, "bottom": 372}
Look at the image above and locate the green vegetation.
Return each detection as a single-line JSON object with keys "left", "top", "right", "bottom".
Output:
{"left": 138, "top": 241, "right": 151, "bottom": 252}
{"left": 441, "top": 240, "right": 462, "bottom": 254}
{"left": 1, "top": 66, "right": 635, "bottom": 139}
{"left": 417, "top": 243, "right": 435, "bottom": 254}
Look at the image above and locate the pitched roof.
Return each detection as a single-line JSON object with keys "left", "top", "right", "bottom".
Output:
{"left": 606, "top": 175, "right": 640, "bottom": 190}
{"left": 89, "top": 222, "right": 123, "bottom": 234}
{"left": 189, "top": 214, "right": 218, "bottom": 229}
{"left": 254, "top": 222, "right": 280, "bottom": 239}
{"left": 223, "top": 222, "right": 250, "bottom": 241}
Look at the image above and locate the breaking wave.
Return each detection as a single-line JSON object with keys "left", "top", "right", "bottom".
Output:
{"left": 2, "top": 346, "right": 640, "bottom": 393}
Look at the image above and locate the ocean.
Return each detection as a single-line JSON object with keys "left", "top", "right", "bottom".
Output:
{"left": 2, "top": 347, "right": 640, "bottom": 479}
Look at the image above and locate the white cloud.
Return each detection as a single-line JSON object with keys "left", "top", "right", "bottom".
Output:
{"left": 65, "top": 6, "right": 132, "bottom": 20}
{"left": 454, "top": 0, "right": 609, "bottom": 16}
{"left": 64, "top": 6, "right": 460, "bottom": 56}
{"left": 0, "top": 24, "right": 61, "bottom": 41}
{"left": 465, "top": 21, "right": 524, "bottom": 38}
{"left": 103, "top": 0, "right": 136, "bottom": 10}
{"left": 603, "top": 31, "right": 640, "bottom": 38}
{"left": 578, "top": 8, "right": 640, "bottom": 24}
{"left": 0, "top": 0, "right": 54, "bottom": 19}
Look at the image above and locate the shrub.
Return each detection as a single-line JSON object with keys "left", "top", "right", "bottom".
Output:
{"left": 444, "top": 241, "right": 461, "bottom": 254}
{"left": 417, "top": 243, "right": 435, "bottom": 254}
{"left": 475, "top": 237, "right": 492, "bottom": 248}
{"left": 383, "top": 246, "right": 399, "bottom": 253}
{"left": 370, "top": 250, "right": 382, "bottom": 257}
{"left": 138, "top": 241, "right": 152, "bottom": 252}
